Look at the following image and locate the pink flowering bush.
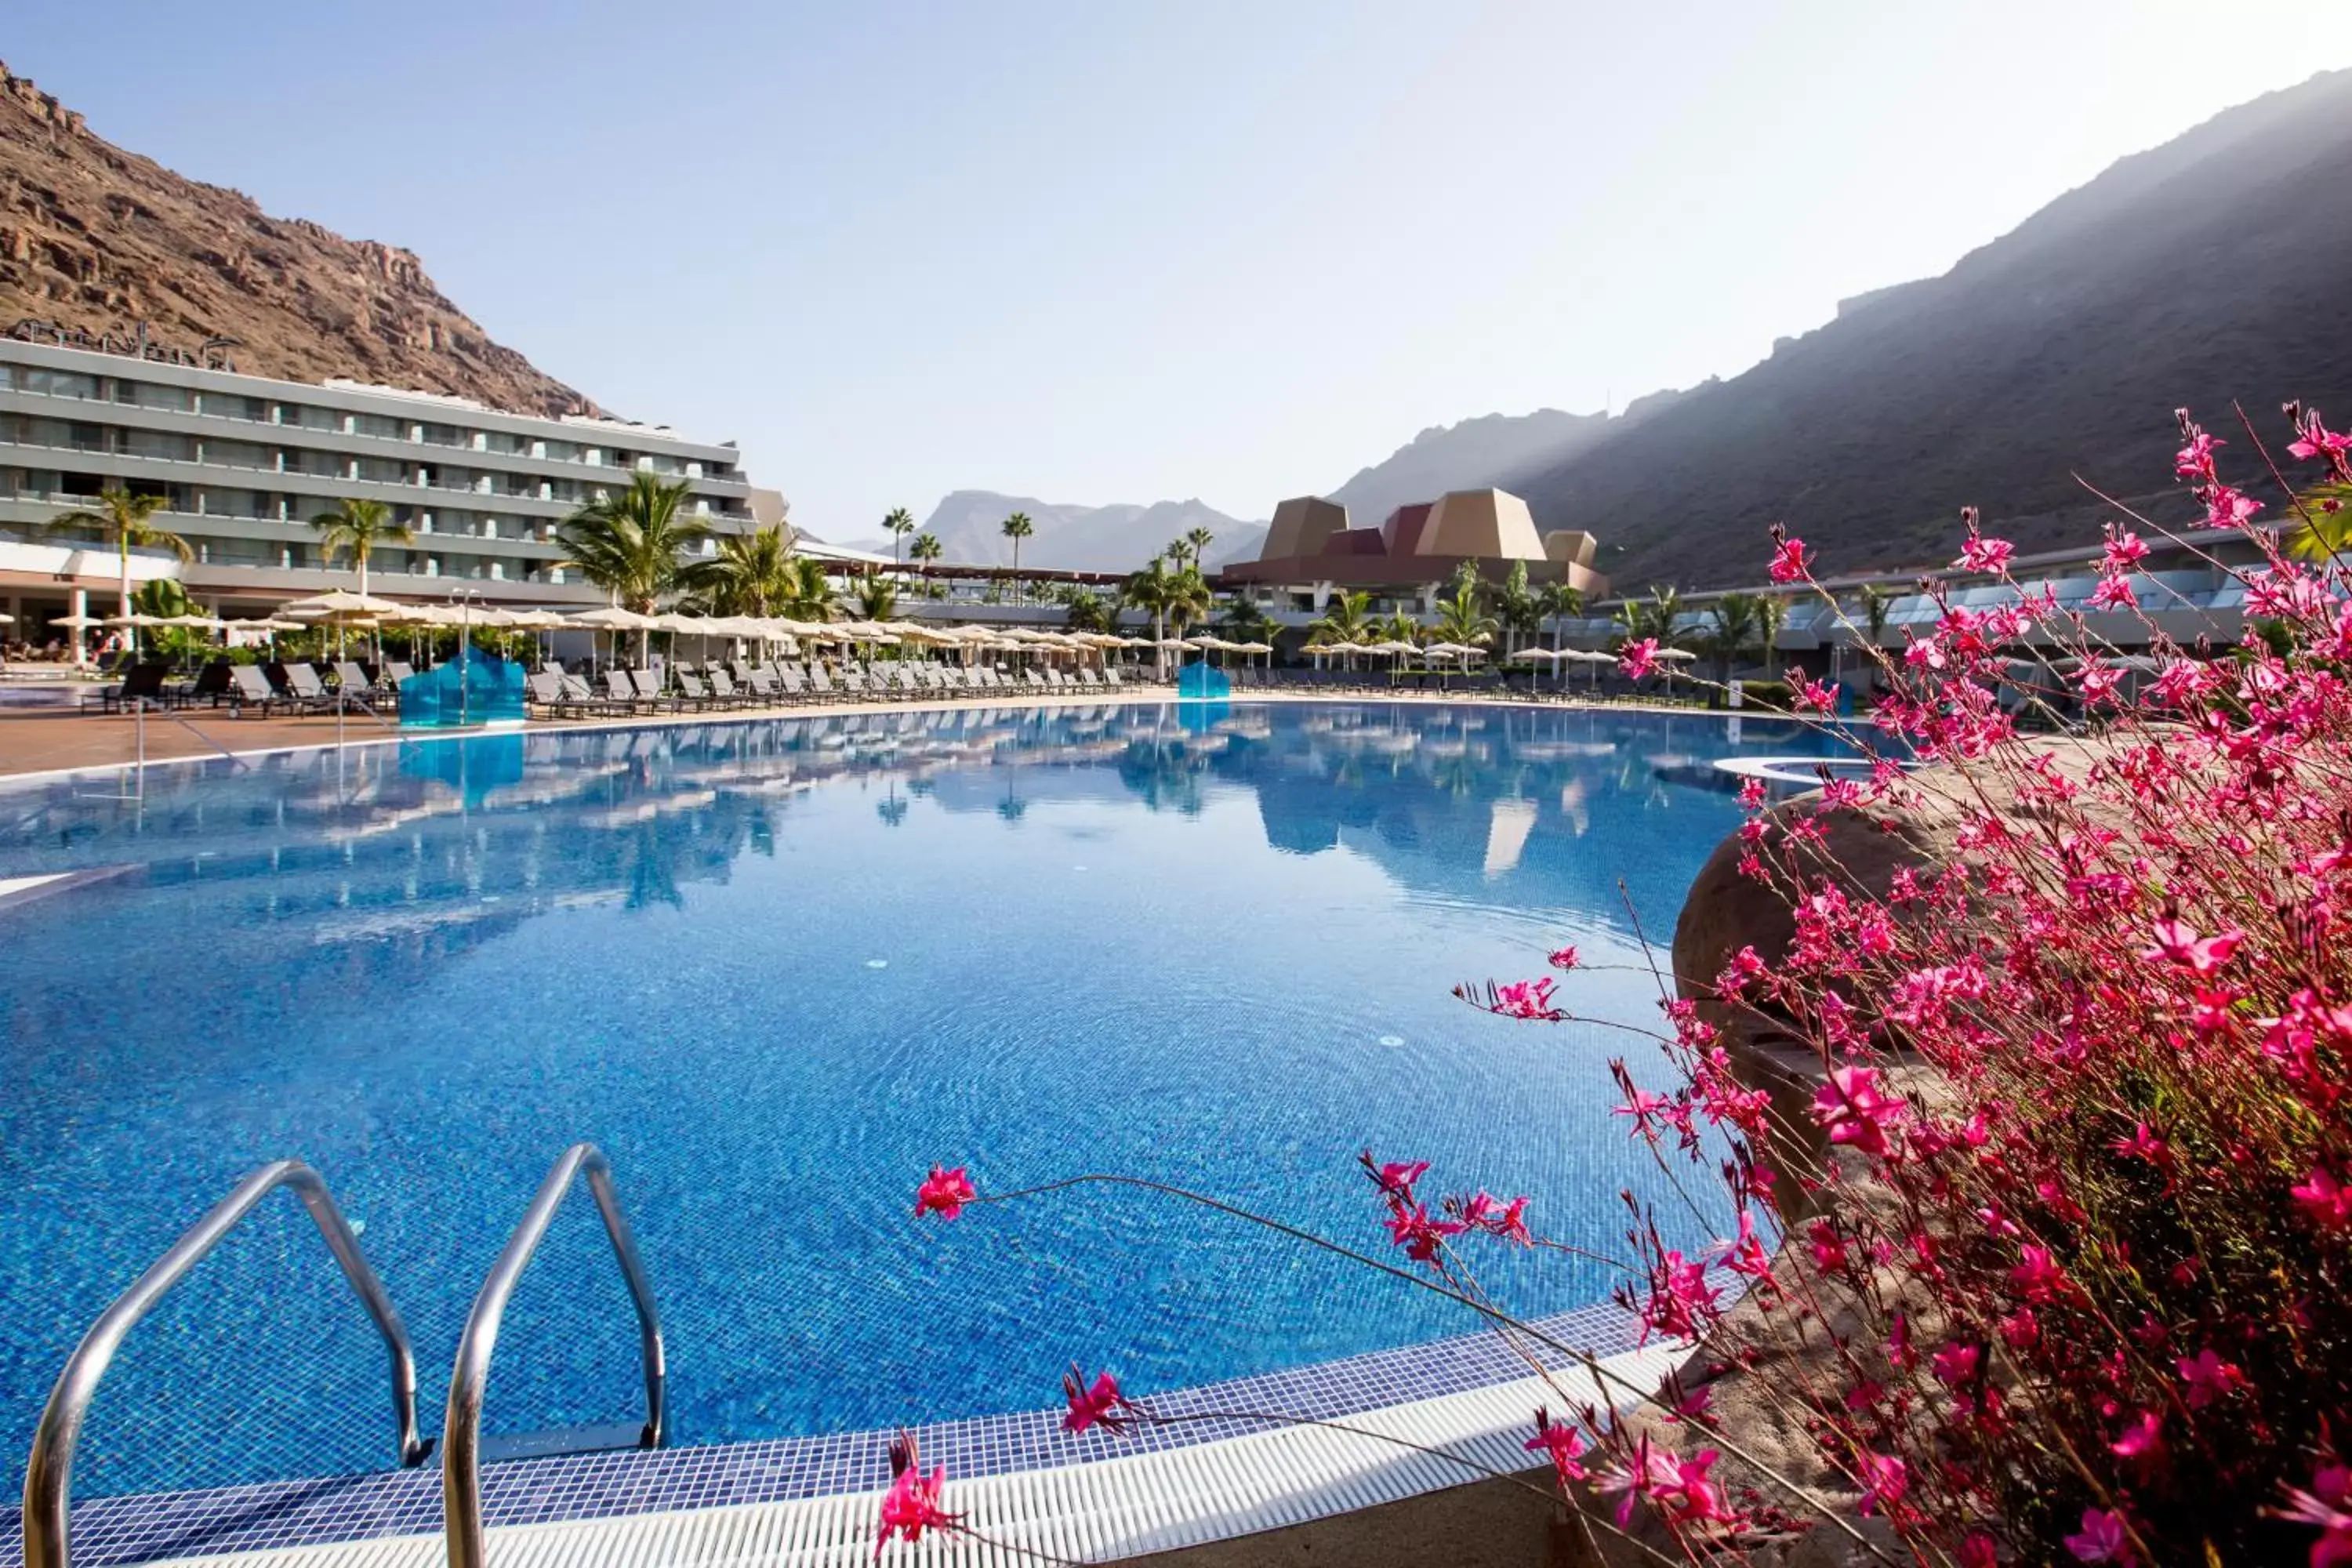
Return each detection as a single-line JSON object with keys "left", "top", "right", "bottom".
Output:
{"left": 1475, "top": 403, "right": 2352, "bottom": 1564}
{"left": 891, "top": 406, "right": 2352, "bottom": 1566}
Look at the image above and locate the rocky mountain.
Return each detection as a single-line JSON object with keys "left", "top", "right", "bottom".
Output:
{"left": 1323, "top": 396, "right": 1689, "bottom": 530}
{"left": 0, "top": 60, "right": 595, "bottom": 417}
{"left": 1510, "top": 68, "right": 2352, "bottom": 589}
{"left": 839, "top": 492, "right": 1266, "bottom": 574}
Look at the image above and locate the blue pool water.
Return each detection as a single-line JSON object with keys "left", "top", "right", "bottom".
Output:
{"left": 0, "top": 702, "right": 1843, "bottom": 1497}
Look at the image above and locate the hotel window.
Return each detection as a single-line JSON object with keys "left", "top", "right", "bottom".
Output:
{"left": 419, "top": 423, "right": 467, "bottom": 448}
{"left": 281, "top": 403, "right": 337, "bottom": 431}
{"left": 114, "top": 380, "right": 193, "bottom": 413}
{"left": 352, "top": 412, "right": 405, "bottom": 441}
{"left": 24, "top": 368, "right": 100, "bottom": 400}
{"left": 483, "top": 430, "right": 528, "bottom": 456}
{"left": 200, "top": 438, "right": 270, "bottom": 469}
{"left": 122, "top": 429, "right": 197, "bottom": 462}
{"left": 198, "top": 393, "right": 268, "bottom": 422}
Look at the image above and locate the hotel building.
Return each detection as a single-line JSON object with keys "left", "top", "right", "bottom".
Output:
{"left": 1219, "top": 488, "right": 1610, "bottom": 611}
{"left": 0, "top": 332, "right": 779, "bottom": 643}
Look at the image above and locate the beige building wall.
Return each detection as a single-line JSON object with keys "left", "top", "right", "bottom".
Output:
{"left": 1415, "top": 489, "right": 1545, "bottom": 560}
{"left": 1543, "top": 529, "right": 1598, "bottom": 568}
{"left": 1260, "top": 495, "right": 1348, "bottom": 561}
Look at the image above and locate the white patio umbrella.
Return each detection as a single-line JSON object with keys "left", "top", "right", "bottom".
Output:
{"left": 568, "top": 604, "right": 660, "bottom": 669}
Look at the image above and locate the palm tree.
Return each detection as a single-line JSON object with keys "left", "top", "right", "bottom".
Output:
{"left": 1432, "top": 580, "right": 1498, "bottom": 648}
{"left": 2286, "top": 482, "right": 2352, "bottom": 563}
{"left": 884, "top": 507, "right": 917, "bottom": 570}
{"left": 1758, "top": 595, "right": 1789, "bottom": 677}
{"left": 1065, "top": 589, "right": 1112, "bottom": 633}
{"left": 851, "top": 571, "right": 898, "bottom": 622}
{"left": 1856, "top": 583, "right": 1894, "bottom": 645}
{"left": 1305, "top": 589, "right": 1374, "bottom": 648}
{"left": 1613, "top": 586, "right": 1687, "bottom": 647}
{"left": 1490, "top": 559, "right": 1540, "bottom": 658}
{"left": 909, "top": 532, "right": 944, "bottom": 597}
{"left": 1001, "top": 512, "right": 1034, "bottom": 601}
{"left": 1217, "top": 595, "right": 1277, "bottom": 646}
{"left": 309, "top": 497, "right": 412, "bottom": 598}
{"left": 782, "top": 557, "right": 840, "bottom": 622}
{"left": 555, "top": 472, "right": 711, "bottom": 612}
{"left": 1120, "top": 555, "right": 1212, "bottom": 662}
{"left": 1183, "top": 525, "right": 1216, "bottom": 569}
{"left": 681, "top": 524, "right": 796, "bottom": 615}
{"left": 1537, "top": 581, "right": 1584, "bottom": 649}
{"left": 1704, "top": 591, "right": 1766, "bottom": 684}
{"left": 48, "top": 486, "right": 193, "bottom": 648}
{"left": 1378, "top": 610, "right": 1423, "bottom": 647}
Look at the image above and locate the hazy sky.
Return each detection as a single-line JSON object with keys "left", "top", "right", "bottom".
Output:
{"left": 13, "top": 2, "right": 2352, "bottom": 537}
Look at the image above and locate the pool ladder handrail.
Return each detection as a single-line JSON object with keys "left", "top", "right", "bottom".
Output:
{"left": 21, "top": 1161, "right": 430, "bottom": 1568}
{"left": 443, "top": 1142, "right": 665, "bottom": 1568}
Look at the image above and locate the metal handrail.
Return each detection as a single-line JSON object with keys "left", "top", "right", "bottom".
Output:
{"left": 442, "top": 1144, "right": 664, "bottom": 1568}
{"left": 21, "top": 1162, "right": 429, "bottom": 1568}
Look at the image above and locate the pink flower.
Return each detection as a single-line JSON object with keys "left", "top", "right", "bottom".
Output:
{"left": 1615, "top": 1087, "right": 1674, "bottom": 1136}
{"left": 2088, "top": 575, "right": 2138, "bottom": 612}
{"left": 2064, "top": 1506, "right": 2133, "bottom": 1563}
{"left": 1463, "top": 1191, "right": 1534, "bottom": 1245}
{"left": 1806, "top": 1219, "right": 1849, "bottom": 1272}
{"left": 2176, "top": 430, "right": 2223, "bottom": 480}
{"left": 1385, "top": 1203, "right": 1465, "bottom": 1266}
{"left": 1931, "top": 1341, "right": 1981, "bottom": 1388}
{"left": 2111, "top": 1408, "right": 2163, "bottom": 1459}
{"left": 1596, "top": 1437, "right": 1733, "bottom": 1530}
{"left": 2108, "top": 1122, "right": 2172, "bottom": 1169}
{"left": 2143, "top": 916, "right": 2242, "bottom": 977}
{"left": 2206, "top": 485, "right": 2261, "bottom": 529}
{"left": 1792, "top": 671, "right": 1841, "bottom": 712}
{"left": 1642, "top": 1250, "right": 1722, "bottom": 1340}
{"left": 1490, "top": 977, "right": 1564, "bottom": 1019}
{"left": 2294, "top": 1166, "right": 2352, "bottom": 1230}
{"left": 1955, "top": 532, "right": 2015, "bottom": 573}
{"left": 876, "top": 1432, "right": 960, "bottom": 1557}
{"left": 1769, "top": 535, "right": 1810, "bottom": 583}
{"left": 2011, "top": 1243, "right": 2072, "bottom": 1305}
{"left": 2078, "top": 662, "right": 2124, "bottom": 705}
{"left": 2288, "top": 410, "right": 2352, "bottom": 463}
{"left": 1720, "top": 1210, "right": 1771, "bottom": 1276}
{"left": 913, "top": 1165, "right": 978, "bottom": 1220}
{"left": 1811, "top": 1063, "right": 1905, "bottom": 1158}
{"left": 1856, "top": 1451, "right": 1907, "bottom": 1516}
{"left": 1370, "top": 1157, "right": 1430, "bottom": 1201}
{"left": 1546, "top": 945, "right": 1581, "bottom": 971}
{"left": 2102, "top": 526, "right": 2150, "bottom": 570}
{"left": 1523, "top": 1408, "right": 1588, "bottom": 1486}
{"left": 1619, "top": 637, "right": 1660, "bottom": 680}
{"left": 2176, "top": 1347, "right": 2248, "bottom": 1408}
{"left": 2278, "top": 1461, "right": 2352, "bottom": 1568}
{"left": 1061, "top": 1367, "right": 1132, "bottom": 1434}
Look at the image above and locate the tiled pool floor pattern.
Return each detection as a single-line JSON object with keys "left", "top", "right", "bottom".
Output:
{"left": 2, "top": 1302, "right": 1641, "bottom": 1568}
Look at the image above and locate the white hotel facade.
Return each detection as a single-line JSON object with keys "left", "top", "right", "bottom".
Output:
{"left": 0, "top": 334, "right": 780, "bottom": 644}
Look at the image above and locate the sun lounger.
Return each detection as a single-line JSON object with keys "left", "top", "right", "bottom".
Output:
{"left": 673, "top": 671, "right": 722, "bottom": 712}
{"left": 629, "top": 669, "right": 684, "bottom": 713}
{"left": 223, "top": 663, "right": 302, "bottom": 717}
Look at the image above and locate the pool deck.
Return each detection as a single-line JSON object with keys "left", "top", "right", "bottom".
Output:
{"left": 0, "top": 688, "right": 1737, "bottom": 784}
{"left": 2, "top": 1305, "right": 1679, "bottom": 1568}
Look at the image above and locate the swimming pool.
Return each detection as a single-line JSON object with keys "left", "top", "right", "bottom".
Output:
{"left": 0, "top": 702, "right": 1842, "bottom": 1499}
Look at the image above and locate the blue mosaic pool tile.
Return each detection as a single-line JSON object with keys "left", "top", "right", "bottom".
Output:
{"left": 0, "top": 1301, "right": 1644, "bottom": 1568}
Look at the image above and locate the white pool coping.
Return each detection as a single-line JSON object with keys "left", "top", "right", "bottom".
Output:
{"left": 130, "top": 1341, "right": 1684, "bottom": 1568}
